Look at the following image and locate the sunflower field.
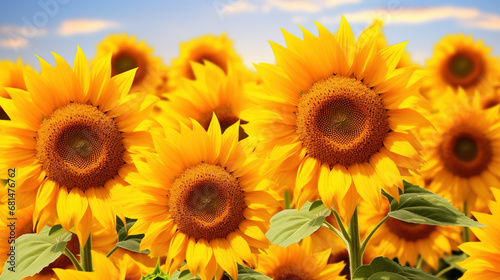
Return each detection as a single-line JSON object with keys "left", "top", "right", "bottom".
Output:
{"left": 1, "top": 2, "right": 500, "bottom": 280}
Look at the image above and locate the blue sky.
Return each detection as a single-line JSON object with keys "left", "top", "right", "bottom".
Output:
{"left": 1, "top": 0, "right": 500, "bottom": 70}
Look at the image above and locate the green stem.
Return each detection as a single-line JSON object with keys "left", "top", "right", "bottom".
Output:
{"left": 331, "top": 207, "right": 350, "bottom": 243}
{"left": 106, "top": 245, "right": 119, "bottom": 258}
{"left": 63, "top": 247, "right": 83, "bottom": 271}
{"left": 416, "top": 255, "right": 423, "bottom": 270}
{"left": 323, "top": 220, "right": 349, "bottom": 247}
{"left": 435, "top": 265, "right": 455, "bottom": 278}
{"left": 462, "top": 202, "right": 470, "bottom": 242}
{"left": 348, "top": 208, "right": 362, "bottom": 279}
{"left": 80, "top": 234, "right": 93, "bottom": 272}
{"left": 284, "top": 191, "right": 291, "bottom": 209}
{"left": 360, "top": 215, "right": 388, "bottom": 255}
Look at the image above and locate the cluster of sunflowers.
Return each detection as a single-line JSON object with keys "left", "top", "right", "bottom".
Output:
{"left": 1, "top": 16, "right": 499, "bottom": 280}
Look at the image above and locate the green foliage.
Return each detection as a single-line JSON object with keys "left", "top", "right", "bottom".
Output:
{"left": 140, "top": 259, "right": 169, "bottom": 280}
{"left": 353, "top": 257, "right": 440, "bottom": 280}
{"left": 265, "top": 200, "right": 331, "bottom": 247}
{"left": 116, "top": 217, "right": 150, "bottom": 254}
{"left": 225, "top": 264, "right": 272, "bottom": 280}
{"left": 0, "top": 225, "right": 72, "bottom": 280}
{"left": 388, "top": 181, "right": 483, "bottom": 227}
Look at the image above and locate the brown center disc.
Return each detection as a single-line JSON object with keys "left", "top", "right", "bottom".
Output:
{"left": 442, "top": 50, "right": 484, "bottom": 88}
{"left": 270, "top": 265, "right": 311, "bottom": 280}
{"left": 111, "top": 51, "right": 147, "bottom": 85}
{"left": 36, "top": 103, "right": 125, "bottom": 191}
{"left": 169, "top": 163, "right": 246, "bottom": 241}
{"left": 296, "top": 75, "right": 390, "bottom": 167}
{"left": 186, "top": 50, "right": 228, "bottom": 80}
{"left": 198, "top": 107, "right": 248, "bottom": 140}
{"left": 385, "top": 217, "right": 436, "bottom": 241}
{"left": 438, "top": 122, "right": 492, "bottom": 177}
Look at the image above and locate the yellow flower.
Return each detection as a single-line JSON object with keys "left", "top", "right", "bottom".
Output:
{"left": 94, "top": 33, "right": 168, "bottom": 95}
{"left": 168, "top": 33, "right": 248, "bottom": 90}
{"left": 255, "top": 243, "right": 346, "bottom": 280}
{"left": 0, "top": 47, "right": 157, "bottom": 246}
{"left": 425, "top": 33, "right": 500, "bottom": 100}
{"left": 0, "top": 58, "right": 32, "bottom": 119}
{"left": 243, "top": 17, "right": 426, "bottom": 222}
{"left": 458, "top": 188, "right": 500, "bottom": 279}
{"left": 419, "top": 89, "right": 500, "bottom": 213}
{"left": 358, "top": 199, "right": 461, "bottom": 270}
{"left": 122, "top": 116, "right": 280, "bottom": 280}
{"left": 155, "top": 61, "right": 255, "bottom": 142}
{"left": 53, "top": 250, "right": 151, "bottom": 279}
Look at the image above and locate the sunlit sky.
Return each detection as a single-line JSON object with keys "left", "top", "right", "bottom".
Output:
{"left": 1, "top": 0, "right": 500, "bottom": 70}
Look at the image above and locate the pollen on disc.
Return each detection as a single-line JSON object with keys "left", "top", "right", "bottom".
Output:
{"left": 36, "top": 103, "right": 125, "bottom": 191}
{"left": 296, "top": 75, "right": 390, "bottom": 167}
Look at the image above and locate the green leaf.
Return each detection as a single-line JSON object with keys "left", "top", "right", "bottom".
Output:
{"left": 265, "top": 201, "right": 331, "bottom": 247}
{"left": 224, "top": 264, "right": 272, "bottom": 280}
{"left": 140, "top": 259, "right": 169, "bottom": 280}
{"left": 443, "top": 253, "right": 467, "bottom": 273}
{"left": 170, "top": 270, "right": 201, "bottom": 280}
{"left": 353, "top": 257, "right": 440, "bottom": 280}
{"left": 116, "top": 236, "right": 150, "bottom": 254}
{"left": 388, "top": 181, "right": 484, "bottom": 227}
{"left": 0, "top": 225, "right": 72, "bottom": 280}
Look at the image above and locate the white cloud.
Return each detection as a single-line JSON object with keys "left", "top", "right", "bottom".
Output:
{"left": 263, "top": 0, "right": 360, "bottom": 13}
{"left": 0, "top": 25, "right": 47, "bottom": 37}
{"left": 316, "top": 6, "right": 500, "bottom": 31}
{"left": 0, "top": 38, "right": 28, "bottom": 49}
{"left": 464, "top": 13, "right": 500, "bottom": 30}
{"left": 224, "top": 0, "right": 359, "bottom": 15}
{"left": 57, "top": 19, "right": 119, "bottom": 36}
{"left": 221, "top": 1, "right": 257, "bottom": 15}
{"left": 340, "top": 6, "right": 479, "bottom": 24}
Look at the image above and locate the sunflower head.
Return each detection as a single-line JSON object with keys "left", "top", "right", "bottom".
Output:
{"left": 155, "top": 61, "right": 253, "bottom": 143}
{"left": 168, "top": 33, "right": 249, "bottom": 90}
{"left": 243, "top": 16, "right": 427, "bottom": 222}
{"left": 123, "top": 115, "right": 280, "bottom": 280}
{"left": 425, "top": 33, "right": 500, "bottom": 102}
{"left": 419, "top": 88, "right": 500, "bottom": 213}
{"left": 256, "top": 242, "right": 346, "bottom": 280}
{"left": 0, "top": 46, "right": 157, "bottom": 246}
{"left": 94, "top": 33, "right": 167, "bottom": 95}
{"left": 359, "top": 199, "right": 461, "bottom": 270}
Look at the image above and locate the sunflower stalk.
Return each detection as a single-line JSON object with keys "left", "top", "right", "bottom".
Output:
{"left": 347, "top": 208, "right": 363, "bottom": 279}
{"left": 462, "top": 202, "right": 470, "bottom": 242}
{"left": 80, "top": 234, "right": 93, "bottom": 272}
{"left": 63, "top": 247, "right": 84, "bottom": 271}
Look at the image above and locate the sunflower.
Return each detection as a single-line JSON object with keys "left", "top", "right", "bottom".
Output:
{"left": 53, "top": 250, "right": 151, "bottom": 279}
{"left": 425, "top": 33, "right": 500, "bottom": 100}
{"left": 168, "top": 33, "right": 249, "bottom": 90}
{"left": 418, "top": 89, "right": 500, "bottom": 213}
{"left": 358, "top": 198, "right": 461, "bottom": 270}
{"left": 122, "top": 116, "right": 280, "bottom": 280}
{"left": 0, "top": 58, "right": 32, "bottom": 120}
{"left": 242, "top": 17, "right": 427, "bottom": 222}
{"left": 0, "top": 47, "right": 157, "bottom": 246}
{"left": 155, "top": 61, "right": 255, "bottom": 142}
{"left": 458, "top": 188, "right": 500, "bottom": 279}
{"left": 94, "top": 33, "right": 167, "bottom": 95}
{"left": 255, "top": 242, "right": 346, "bottom": 280}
